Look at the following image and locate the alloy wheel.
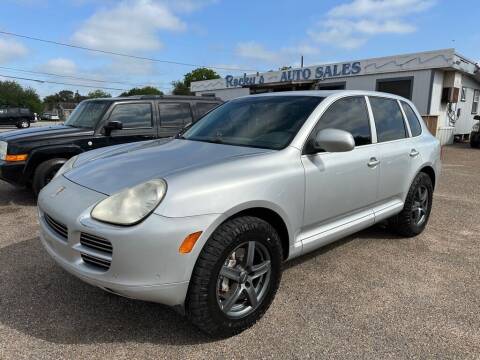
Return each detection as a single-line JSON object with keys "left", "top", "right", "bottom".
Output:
{"left": 216, "top": 240, "right": 271, "bottom": 319}
{"left": 412, "top": 185, "right": 429, "bottom": 226}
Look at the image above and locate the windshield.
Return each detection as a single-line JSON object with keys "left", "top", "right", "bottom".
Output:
{"left": 183, "top": 96, "right": 323, "bottom": 150}
{"left": 64, "top": 101, "right": 110, "bottom": 129}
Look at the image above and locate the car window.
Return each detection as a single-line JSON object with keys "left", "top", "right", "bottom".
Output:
{"left": 196, "top": 102, "right": 219, "bottom": 118}
{"left": 369, "top": 97, "right": 407, "bottom": 142}
{"left": 65, "top": 101, "right": 110, "bottom": 129}
{"left": 401, "top": 101, "right": 422, "bottom": 137}
{"left": 159, "top": 103, "right": 193, "bottom": 127}
{"left": 109, "top": 103, "right": 152, "bottom": 129}
{"left": 308, "top": 96, "right": 371, "bottom": 150}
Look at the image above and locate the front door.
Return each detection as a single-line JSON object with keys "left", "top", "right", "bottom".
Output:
{"left": 301, "top": 96, "right": 379, "bottom": 251}
{"left": 104, "top": 101, "right": 158, "bottom": 146}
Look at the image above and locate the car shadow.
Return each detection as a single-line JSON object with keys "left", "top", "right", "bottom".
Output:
{"left": 0, "top": 226, "right": 403, "bottom": 345}
{"left": 0, "top": 237, "right": 212, "bottom": 345}
{"left": 0, "top": 182, "right": 36, "bottom": 206}
{"left": 284, "top": 224, "right": 403, "bottom": 270}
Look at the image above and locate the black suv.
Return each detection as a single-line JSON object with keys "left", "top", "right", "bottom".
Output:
{"left": 0, "top": 95, "right": 222, "bottom": 194}
{"left": 0, "top": 107, "right": 36, "bottom": 129}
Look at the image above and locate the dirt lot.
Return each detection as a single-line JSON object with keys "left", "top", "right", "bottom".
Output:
{"left": 0, "top": 144, "right": 479, "bottom": 359}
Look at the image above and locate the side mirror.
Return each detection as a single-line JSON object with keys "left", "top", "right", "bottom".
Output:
{"left": 311, "top": 128, "right": 355, "bottom": 153}
{"left": 474, "top": 115, "right": 480, "bottom": 121}
{"left": 103, "top": 121, "right": 123, "bottom": 136}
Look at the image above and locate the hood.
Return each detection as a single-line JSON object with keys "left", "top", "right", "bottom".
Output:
{"left": 65, "top": 139, "right": 273, "bottom": 195}
{"left": 0, "top": 125, "right": 88, "bottom": 142}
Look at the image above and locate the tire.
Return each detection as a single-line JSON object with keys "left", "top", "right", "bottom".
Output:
{"left": 32, "top": 158, "right": 67, "bottom": 196}
{"left": 16, "top": 119, "right": 30, "bottom": 129}
{"left": 470, "top": 138, "right": 480, "bottom": 148}
{"left": 186, "top": 216, "right": 283, "bottom": 337}
{"left": 388, "top": 172, "right": 433, "bottom": 237}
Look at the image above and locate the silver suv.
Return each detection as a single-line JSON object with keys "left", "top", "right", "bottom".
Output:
{"left": 38, "top": 91, "right": 441, "bottom": 336}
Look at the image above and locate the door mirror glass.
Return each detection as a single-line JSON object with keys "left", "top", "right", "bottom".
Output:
{"left": 313, "top": 128, "right": 355, "bottom": 153}
{"left": 104, "top": 120, "right": 123, "bottom": 136}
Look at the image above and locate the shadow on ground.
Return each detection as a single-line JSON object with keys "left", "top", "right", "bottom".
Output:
{"left": 0, "top": 225, "right": 402, "bottom": 346}
{"left": 0, "top": 183, "right": 35, "bottom": 206}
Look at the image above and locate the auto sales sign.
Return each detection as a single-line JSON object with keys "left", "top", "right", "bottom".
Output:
{"left": 224, "top": 61, "right": 362, "bottom": 88}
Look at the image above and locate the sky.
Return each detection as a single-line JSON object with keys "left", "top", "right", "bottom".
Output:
{"left": 0, "top": 0, "right": 479, "bottom": 98}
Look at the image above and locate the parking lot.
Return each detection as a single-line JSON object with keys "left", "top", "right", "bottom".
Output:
{"left": 0, "top": 121, "right": 61, "bottom": 133}
{"left": 0, "top": 144, "right": 478, "bottom": 359}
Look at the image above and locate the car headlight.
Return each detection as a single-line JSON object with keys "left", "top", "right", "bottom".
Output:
{"left": 91, "top": 179, "right": 167, "bottom": 226}
{"left": 0, "top": 141, "right": 7, "bottom": 161}
{"left": 53, "top": 155, "right": 78, "bottom": 179}
{"left": 473, "top": 123, "right": 480, "bottom": 132}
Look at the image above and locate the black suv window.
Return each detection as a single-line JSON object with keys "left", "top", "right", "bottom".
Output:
{"left": 196, "top": 102, "right": 219, "bottom": 118}
{"left": 401, "top": 101, "right": 422, "bottom": 137}
{"left": 309, "top": 96, "right": 372, "bottom": 148}
{"left": 109, "top": 103, "right": 152, "bottom": 128}
{"left": 369, "top": 97, "right": 407, "bottom": 142}
{"left": 159, "top": 102, "right": 193, "bottom": 127}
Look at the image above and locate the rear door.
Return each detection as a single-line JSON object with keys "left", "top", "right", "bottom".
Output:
{"left": 103, "top": 101, "right": 157, "bottom": 146}
{"left": 158, "top": 102, "right": 194, "bottom": 138}
{"left": 367, "top": 96, "right": 413, "bottom": 212}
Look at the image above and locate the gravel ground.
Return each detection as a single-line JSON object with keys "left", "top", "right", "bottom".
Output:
{"left": 0, "top": 144, "right": 479, "bottom": 359}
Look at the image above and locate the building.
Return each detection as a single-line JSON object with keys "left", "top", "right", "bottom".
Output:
{"left": 191, "top": 49, "right": 480, "bottom": 145}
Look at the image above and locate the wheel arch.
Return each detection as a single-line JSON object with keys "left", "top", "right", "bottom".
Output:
{"left": 24, "top": 145, "right": 83, "bottom": 178}
{"left": 419, "top": 165, "right": 436, "bottom": 189}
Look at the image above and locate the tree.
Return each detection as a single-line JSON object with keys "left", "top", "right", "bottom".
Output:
{"left": 0, "top": 80, "right": 43, "bottom": 114}
{"left": 120, "top": 86, "right": 163, "bottom": 97}
{"left": 87, "top": 89, "right": 112, "bottom": 99}
{"left": 43, "top": 90, "right": 76, "bottom": 105}
{"left": 172, "top": 67, "right": 220, "bottom": 95}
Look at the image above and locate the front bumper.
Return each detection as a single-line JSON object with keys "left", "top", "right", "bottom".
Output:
{"left": 38, "top": 176, "right": 220, "bottom": 306}
{"left": 0, "top": 160, "right": 26, "bottom": 185}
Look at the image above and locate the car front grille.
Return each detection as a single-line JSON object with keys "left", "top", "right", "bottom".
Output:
{"left": 81, "top": 253, "right": 111, "bottom": 271}
{"left": 79, "top": 232, "right": 113, "bottom": 271}
{"left": 44, "top": 213, "right": 68, "bottom": 240}
{"left": 80, "top": 233, "right": 113, "bottom": 254}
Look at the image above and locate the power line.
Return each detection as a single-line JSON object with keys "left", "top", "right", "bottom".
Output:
{"left": 0, "top": 65, "right": 156, "bottom": 87}
{"left": 0, "top": 30, "right": 257, "bottom": 72}
{"left": 0, "top": 73, "right": 127, "bottom": 91}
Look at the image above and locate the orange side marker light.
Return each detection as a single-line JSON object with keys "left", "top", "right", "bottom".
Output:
{"left": 5, "top": 154, "right": 28, "bottom": 162}
{"left": 179, "top": 231, "right": 203, "bottom": 254}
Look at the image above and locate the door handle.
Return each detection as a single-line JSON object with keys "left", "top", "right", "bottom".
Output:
{"left": 409, "top": 149, "right": 420, "bottom": 158}
{"left": 367, "top": 157, "right": 380, "bottom": 168}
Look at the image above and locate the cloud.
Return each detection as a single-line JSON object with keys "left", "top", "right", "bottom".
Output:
{"left": 39, "top": 58, "right": 77, "bottom": 75}
{"left": 72, "top": 0, "right": 187, "bottom": 53}
{"left": 310, "top": 0, "right": 435, "bottom": 49}
{"left": 0, "top": 38, "right": 28, "bottom": 64}
{"left": 328, "top": 0, "right": 435, "bottom": 18}
{"left": 235, "top": 42, "right": 281, "bottom": 63}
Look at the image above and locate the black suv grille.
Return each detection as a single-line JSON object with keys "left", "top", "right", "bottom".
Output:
{"left": 44, "top": 214, "right": 68, "bottom": 240}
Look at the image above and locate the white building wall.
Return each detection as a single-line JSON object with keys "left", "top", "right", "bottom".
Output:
{"left": 455, "top": 75, "right": 480, "bottom": 134}
{"left": 196, "top": 87, "right": 249, "bottom": 100}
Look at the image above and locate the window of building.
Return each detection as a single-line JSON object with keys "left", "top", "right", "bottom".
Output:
{"left": 109, "top": 103, "right": 152, "bottom": 128}
{"left": 401, "top": 101, "right": 422, "bottom": 137}
{"left": 472, "top": 89, "right": 480, "bottom": 114}
{"left": 461, "top": 87, "right": 467, "bottom": 102}
{"left": 369, "top": 97, "right": 407, "bottom": 142}
{"left": 310, "top": 96, "right": 372, "bottom": 149}
{"left": 376, "top": 78, "right": 413, "bottom": 100}
{"left": 159, "top": 102, "right": 193, "bottom": 127}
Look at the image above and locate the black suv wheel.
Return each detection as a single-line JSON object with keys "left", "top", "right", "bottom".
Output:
{"left": 33, "top": 158, "right": 67, "bottom": 195}
{"left": 187, "top": 216, "right": 283, "bottom": 337}
{"left": 16, "top": 119, "right": 30, "bottom": 129}
{"left": 388, "top": 172, "right": 433, "bottom": 237}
